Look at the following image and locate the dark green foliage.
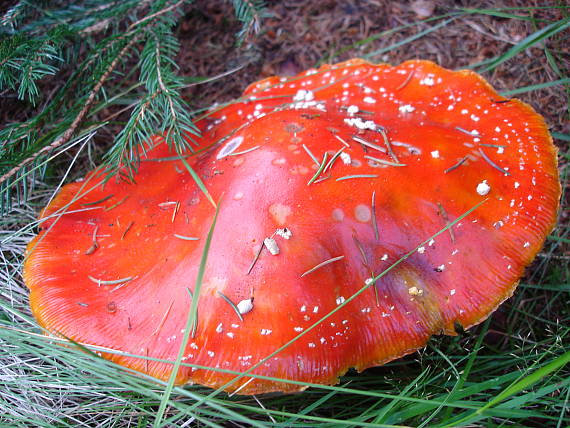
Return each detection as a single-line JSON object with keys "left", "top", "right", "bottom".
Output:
{"left": 0, "top": 0, "right": 264, "bottom": 212}
{"left": 228, "top": 0, "right": 268, "bottom": 43}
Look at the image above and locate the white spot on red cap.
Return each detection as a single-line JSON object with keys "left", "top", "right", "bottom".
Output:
{"left": 408, "top": 286, "right": 423, "bottom": 296}
{"left": 275, "top": 228, "right": 292, "bottom": 240}
{"left": 264, "top": 237, "right": 280, "bottom": 255}
{"left": 237, "top": 298, "right": 253, "bottom": 315}
{"left": 355, "top": 204, "right": 372, "bottom": 223}
{"left": 477, "top": 180, "right": 491, "bottom": 196}
{"left": 217, "top": 136, "right": 244, "bottom": 159}
{"left": 347, "top": 105, "right": 359, "bottom": 114}
{"left": 332, "top": 208, "right": 345, "bottom": 222}
{"left": 269, "top": 203, "right": 292, "bottom": 225}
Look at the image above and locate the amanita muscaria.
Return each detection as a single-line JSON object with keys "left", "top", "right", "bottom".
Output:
{"left": 24, "top": 59, "right": 560, "bottom": 394}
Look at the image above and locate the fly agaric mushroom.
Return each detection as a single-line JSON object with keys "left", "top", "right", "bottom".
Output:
{"left": 24, "top": 59, "right": 560, "bottom": 394}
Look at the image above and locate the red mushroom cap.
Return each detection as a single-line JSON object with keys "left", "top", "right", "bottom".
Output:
{"left": 24, "top": 59, "right": 560, "bottom": 394}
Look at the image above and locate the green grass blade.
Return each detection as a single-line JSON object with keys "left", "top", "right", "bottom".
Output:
{"left": 444, "top": 350, "right": 570, "bottom": 427}
{"left": 179, "top": 155, "right": 216, "bottom": 209}
{"left": 364, "top": 17, "right": 458, "bottom": 60}
{"left": 474, "top": 18, "right": 570, "bottom": 72}
{"left": 500, "top": 78, "right": 570, "bottom": 97}
{"left": 153, "top": 200, "right": 221, "bottom": 427}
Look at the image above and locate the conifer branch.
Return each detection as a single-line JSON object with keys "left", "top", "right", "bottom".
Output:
{"left": 0, "top": 35, "right": 140, "bottom": 187}
{"left": 0, "top": 0, "right": 264, "bottom": 211}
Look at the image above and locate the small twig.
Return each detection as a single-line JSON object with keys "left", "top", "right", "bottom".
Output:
{"left": 121, "top": 221, "right": 134, "bottom": 240}
{"left": 377, "top": 128, "right": 399, "bottom": 163}
{"left": 247, "top": 241, "right": 265, "bottom": 275}
{"left": 372, "top": 191, "right": 379, "bottom": 241}
{"left": 216, "top": 291, "right": 244, "bottom": 321}
{"left": 396, "top": 69, "right": 415, "bottom": 90}
{"left": 151, "top": 301, "right": 174, "bottom": 336}
{"left": 307, "top": 152, "right": 328, "bottom": 185}
{"left": 479, "top": 148, "right": 510, "bottom": 176}
{"left": 437, "top": 202, "right": 455, "bottom": 243}
{"left": 444, "top": 156, "right": 468, "bottom": 174}
{"left": 301, "top": 255, "right": 344, "bottom": 277}
{"left": 85, "top": 225, "right": 99, "bottom": 255}
{"left": 126, "top": 0, "right": 185, "bottom": 32}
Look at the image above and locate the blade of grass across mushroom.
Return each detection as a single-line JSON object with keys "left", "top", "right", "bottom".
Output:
{"left": 185, "top": 199, "right": 489, "bottom": 408}
{"left": 154, "top": 199, "right": 221, "bottom": 428}
{"left": 178, "top": 155, "right": 216, "bottom": 209}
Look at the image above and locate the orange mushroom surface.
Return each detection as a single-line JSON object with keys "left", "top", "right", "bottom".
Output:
{"left": 24, "top": 59, "right": 560, "bottom": 394}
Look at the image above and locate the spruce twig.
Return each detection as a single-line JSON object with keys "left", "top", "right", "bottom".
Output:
{"left": 0, "top": 35, "right": 140, "bottom": 187}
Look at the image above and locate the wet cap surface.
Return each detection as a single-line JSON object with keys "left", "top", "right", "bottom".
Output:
{"left": 25, "top": 59, "right": 560, "bottom": 394}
